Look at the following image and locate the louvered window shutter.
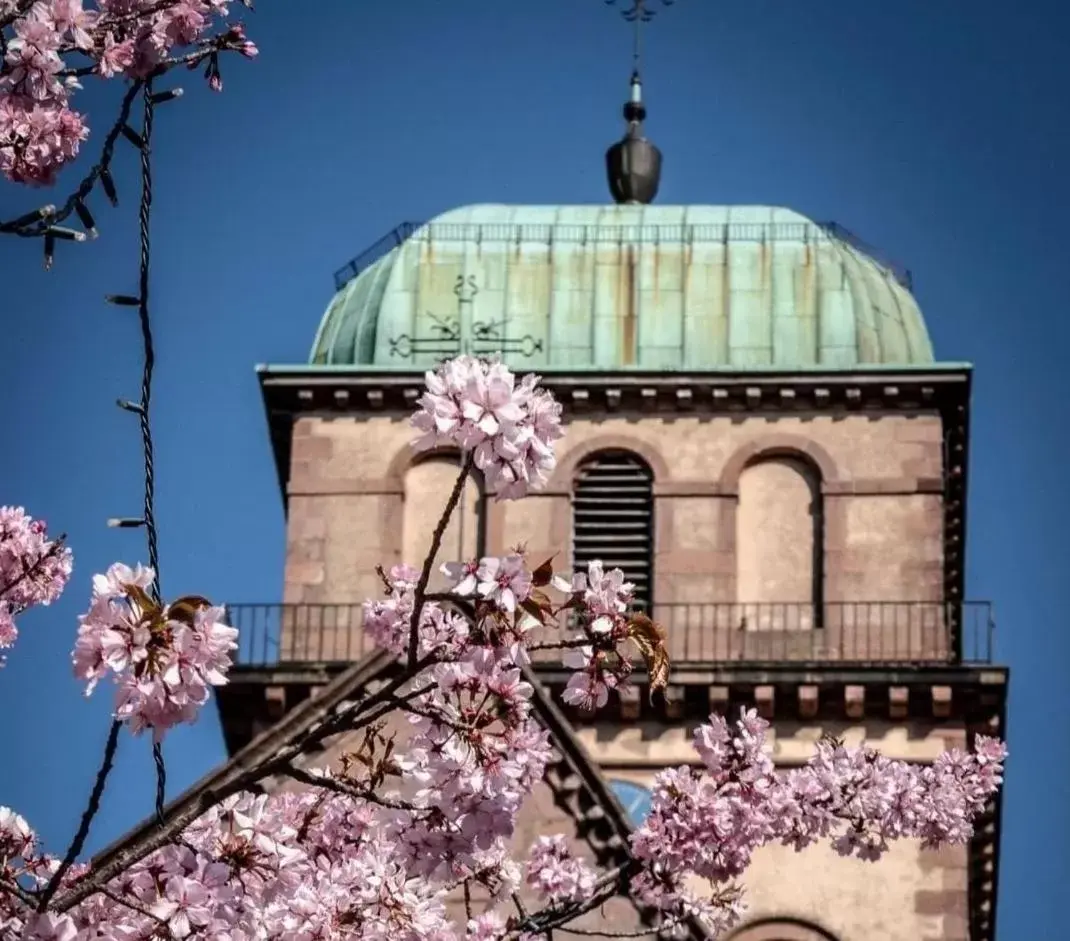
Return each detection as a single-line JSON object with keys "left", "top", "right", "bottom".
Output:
{"left": 571, "top": 451, "right": 654, "bottom": 611}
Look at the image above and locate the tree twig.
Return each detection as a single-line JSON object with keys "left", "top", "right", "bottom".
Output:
{"left": 406, "top": 454, "right": 475, "bottom": 670}
{"left": 0, "top": 535, "right": 68, "bottom": 613}
{"left": 0, "top": 876, "right": 36, "bottom": 908}
{"left": 0, "top": 81, "right": 143, "bottom": 236}
{"left": 282, "top": 766, "right": 419, "bottom": 813}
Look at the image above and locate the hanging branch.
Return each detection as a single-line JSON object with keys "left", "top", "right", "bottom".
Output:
{"left": 1, "top": 6, "right": 258, "bottom": 255}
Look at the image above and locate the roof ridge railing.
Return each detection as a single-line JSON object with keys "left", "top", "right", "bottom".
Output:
{"left": 331, "top": 219, "right": 913, "bottom": 293}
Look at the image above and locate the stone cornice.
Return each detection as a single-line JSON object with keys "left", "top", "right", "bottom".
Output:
{"left": 259, "top": 366, "right": 971, "bottom": 492}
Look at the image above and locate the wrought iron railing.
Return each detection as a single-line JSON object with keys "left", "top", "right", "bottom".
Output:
{"left": 224, "top": 601, "right": 993, "bottom": 669}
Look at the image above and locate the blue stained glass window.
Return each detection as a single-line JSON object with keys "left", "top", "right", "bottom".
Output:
{"left": 609, "top": 779, "right": 653, "bottom": 826}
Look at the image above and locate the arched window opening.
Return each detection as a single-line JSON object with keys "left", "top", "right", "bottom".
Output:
{"left": 403, "top": 454, "right": 484, "bottom": 594}
{"left": 608, "top": 779, "right": 653, "bottom": 827}
{"left": 572, "top": 450, "right": 654, "bottom": 610}
{"left": 735, "top": 455, "right": 824, "bottom": 631}
{"left": 728, "top": 919, "right": 840, "bottom": 941}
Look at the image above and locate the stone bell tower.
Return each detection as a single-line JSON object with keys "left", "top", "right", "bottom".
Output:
{"left": 214, "top": 196, "right": 1007, "bottom": 940}
{"left": 213, "top": 47, "right": 1007, "bottom": 941}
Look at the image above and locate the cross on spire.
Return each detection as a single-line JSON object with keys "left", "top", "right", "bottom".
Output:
{"left": 604, "top": 0, "right": 675, "bottom": 75}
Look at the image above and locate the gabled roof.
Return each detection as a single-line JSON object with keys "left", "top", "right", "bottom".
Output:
{"left": 89, "top": 650, "right": 710, "bottom": 940}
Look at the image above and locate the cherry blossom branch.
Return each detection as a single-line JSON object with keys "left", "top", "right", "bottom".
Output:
{"left": 37, "top": 719, "right": 122, "bottom": 909}
{"left": 2, "top": 2, "right": 257, "bottom": 235}
{"left": 406, "top": 453, "right": 476, "bottom": 670}
{"left": 51, "top": 759, "right": 268, "bottom": 913}
{"left": 557, "top": 923, "right": 685, "bottom": 938}
{"left": 0, "top": 534, "right": 68, "bottom": 612}
{"left": 95, "top": 885, "right": 169, "bottom": 930}
{"left": 281, "top": 767, "right": 421, "bottom": 813}
{"left": 0, "top": 1, "right": 36, "bottom": 31}
{"left": 0, "top": 80, "right": 142, "bottom": 237}
{"left": 50, "top": 665, "right": 439, "bottom": 912}
{"left": 279, "top": 675, "right": 438, "bottom": 761}
{"left": 508, "top": 865, "right": 633, "bottom": 940}
{"left": 528, "top": 638, "right": 594, "bottom": 652}
{"left": 0, "top": 876, "right": 36, "bottom": 908}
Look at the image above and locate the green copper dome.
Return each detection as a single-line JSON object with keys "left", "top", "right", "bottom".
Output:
{"left": 310, "top": 204, "right": 934, "bottom": 371}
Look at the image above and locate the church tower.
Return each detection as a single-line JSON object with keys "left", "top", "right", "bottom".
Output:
{"left": 210, "top": 13, "right": 1007, "bottom": 940}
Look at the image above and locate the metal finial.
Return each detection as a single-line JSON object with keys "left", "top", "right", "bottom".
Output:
{"left": 604, "top": 0, "right": 673, "bottom": 205}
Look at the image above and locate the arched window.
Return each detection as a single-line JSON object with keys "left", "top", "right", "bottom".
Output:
{"left": 735, "top": 455, "right": 824, "bottom": 630}
{"left": 728, "top": 920, "right": 839, "bottom": 941}
{"left": 608, "top": 779, "right": 653, "bottom": 826}
{"left": 402, "top": 454, "right": 484, "bottom": 593}
{"left": 572, "top": 450, "right": 655, "bottom": 610}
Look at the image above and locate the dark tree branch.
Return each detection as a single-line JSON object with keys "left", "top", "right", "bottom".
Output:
{"left": 0, "top": 534, "right": 68, "bottom": 613}
{"left": 407, "top": 453, "right": 476, "bottom": 670}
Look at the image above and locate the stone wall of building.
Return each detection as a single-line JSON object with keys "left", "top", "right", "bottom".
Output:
{"left": 282, "top": 409, "right": 947, "bottom": 663}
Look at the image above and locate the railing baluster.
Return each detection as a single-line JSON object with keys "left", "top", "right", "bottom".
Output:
{"left": 222, "top": 600, "right": 994, "bottom": 670}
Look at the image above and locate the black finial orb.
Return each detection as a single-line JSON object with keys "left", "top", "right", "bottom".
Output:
{"left": 606, "top": 70, "right": 662, "bottom": 204}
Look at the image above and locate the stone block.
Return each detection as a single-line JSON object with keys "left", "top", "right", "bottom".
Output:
{"left": 755, "top": 685, "right": 775, "bottom": 719}
{"left": 931, "top": 685, "right": 953, "bottom": 718}
{"left": 708, "top": 685, "right": 729, "bottom": 714}
{"left": 844, "top": 685, "right": 865, "bottom": 719}
{"left": 797, "top": 684, "right": 819, "bottom": 718}
{"left": 889, "top": 686, "right": 909, "bottom": 719}
{"left": 619, "top": 685, "right": 641, "bottom": 721}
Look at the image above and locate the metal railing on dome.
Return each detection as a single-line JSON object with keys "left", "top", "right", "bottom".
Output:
{"left": 224, "top": 600, "right": 993, "bottom": 670}
{"left": 330, "top": 219, "right": 913, "bottom": 294}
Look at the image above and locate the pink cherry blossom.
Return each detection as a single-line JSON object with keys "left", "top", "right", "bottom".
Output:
{"left": 71, "top": 563, "right": 237, "bottom": 739}
{"left": 441, "top": 559, "right": 480, "bottom": 595}
{"left": 475, "top": 554, "right": 532, "bottom": 613}
{"left": 412, "top": 356, "right": 563, "bottom": 500}
{"left": 0, "top": 505, "right": 72, "bottom": 665}
{"left": 1, "top": 1, "right": 258, "bottom": 185}
{"left": 466, "top": 911, "right": 507, "bottom": 941}
{"left": 526, "top": 835, "right": 598, "bottom": 904}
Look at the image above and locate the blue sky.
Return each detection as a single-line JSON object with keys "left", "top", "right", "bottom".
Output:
{"left": 1, "top": 1, "right": 1067, "bottom": 936}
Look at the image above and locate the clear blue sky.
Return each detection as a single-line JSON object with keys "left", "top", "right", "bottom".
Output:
{"left": 1, "top": 1, "right": 1067, "bottom": 936}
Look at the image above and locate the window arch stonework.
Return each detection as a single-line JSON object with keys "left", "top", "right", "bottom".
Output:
{"left": 727, "top": 919, "right": 840, "bottom": 941}
{"left": 718, "top": 434, "right": 840, "bottom": 494}
{"left": 549, "top": 434, "right": 670, "bottom": 491}
{"left": 735, "top": 454, "right": 825, "bottom": 629}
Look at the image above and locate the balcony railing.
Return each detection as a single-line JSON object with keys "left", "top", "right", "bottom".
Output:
{"left": 225, "top": 601, "right": 994, "bottom": 669}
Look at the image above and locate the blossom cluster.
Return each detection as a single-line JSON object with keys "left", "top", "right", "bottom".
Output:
{"left": 0, "top": 701, "right": 1006, "bottom": 941}
{"left": 412, "top": 355, "right": 564, "bottom": 499}
{"left": 3, "top": 566, "right": 568, "bottom": 940}
{"left": 1, "top": 1, "right": 258, "bottom": 185}
{"left": 0, "top": 543, "right": 1008, "bottom": 940}
{"left": 0, "top": 505, "right": 72, "bottom": 665}
{"left": 525, "top": 834, "right": 598, "bottom": 905}
{"left": 71, "top": 562, "right": 237, "bottom": 739}
{"left": 626, "top": 709, "right": 1006, "bottom": 930}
